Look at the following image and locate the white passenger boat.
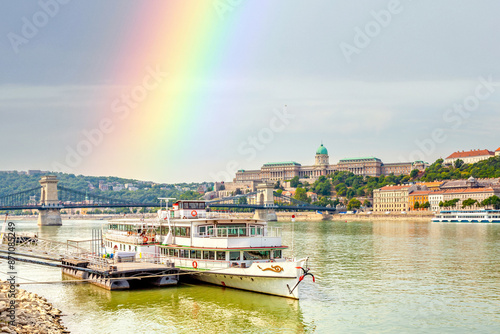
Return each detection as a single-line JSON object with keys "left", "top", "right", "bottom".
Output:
{"left": 103, "top": 199, "right": 314, "bottom": 299}
{"left": 432, "top": 210, "right": 500, "bottom": 223}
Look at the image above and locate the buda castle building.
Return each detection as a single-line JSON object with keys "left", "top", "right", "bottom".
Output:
{"left": 235, "top": 144, "right": 428, "bottom": 183}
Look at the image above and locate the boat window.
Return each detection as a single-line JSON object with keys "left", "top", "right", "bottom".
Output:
{"left": 216, "top": 251, "right": 226, "bottom": 261}
{"left": 273, "top": 250, "right": 282, "bottom": 259}
{"left": 199, "top": 226, "right": 206, "bottom": 235}
{"left": 174, "top": 227, "right": 190, "bottom": 237}
{"left": 250, "top": 226, "right": 263, "bottom": 236}
{"left": 179, "top": 249, "right": 189, "bottom": 258}
{"left": 190, "top": 250, "right": 202, "bottom": 259}
{"left": 243, "top": 250, "right": 270, "bottom": 260}
{"left": 219, "top": 224, "right": 246, "bottom": 237}
{"left": 229, "top": 251, "right": 240, "bottom": 261}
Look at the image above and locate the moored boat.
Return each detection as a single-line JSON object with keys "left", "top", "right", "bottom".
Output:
{"left": 432, "top": 209, "right": 500, "bottom": 223}
{"left": 103, "top": 199, "right": 314, "bottom": 299}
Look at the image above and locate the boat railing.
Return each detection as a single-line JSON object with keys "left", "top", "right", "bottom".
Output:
{"left": 104, "top": 233, "right": 158, "bottom": 245}
{"left": 173, "top": 258, "right": 232, "bottom": 269}
{"left": 193, "top": 226, "right": 282, "bottom": 238}
{"left": 205, "top": 212, "right": 238, "bottom": 219}
{"left": 169, "top": 258, "right": 285, "bottom": 270}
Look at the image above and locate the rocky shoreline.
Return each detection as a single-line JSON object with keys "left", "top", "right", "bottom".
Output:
{"left": 0, "top": 281, "right": 69, "bottom": 334}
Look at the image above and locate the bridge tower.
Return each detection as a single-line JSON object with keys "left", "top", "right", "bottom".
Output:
{"left": 37, "top": 175, "right": 62, "bottom": 226}
{"left": 254, "top": 182, "right": 277, "bottom": 221}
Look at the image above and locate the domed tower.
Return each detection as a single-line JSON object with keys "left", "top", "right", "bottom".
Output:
{"left": 315, "top": 143, "right": 329, "bottom": 165}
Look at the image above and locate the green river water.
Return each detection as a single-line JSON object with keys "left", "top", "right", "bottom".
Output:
{"left": 4, "top": 219, "right": 500, "bottom": 333}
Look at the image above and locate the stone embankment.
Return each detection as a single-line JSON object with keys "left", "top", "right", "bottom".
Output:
{"left": 274, "top": 212, "right": 434, "bottom": 222}
{"left": 0, "top": 281, "right": 68, "bottom": 334}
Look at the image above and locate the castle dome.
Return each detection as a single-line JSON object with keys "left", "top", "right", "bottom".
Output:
{"left": 316, "top": 144, "right": 328, "bottom": 155}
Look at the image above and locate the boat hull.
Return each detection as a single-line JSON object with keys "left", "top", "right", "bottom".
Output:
{"left": 192, "top": 272, "right": 302, "bottom": 299}
{"left": 183, "top": 259, "right": 308, "bottom": 299}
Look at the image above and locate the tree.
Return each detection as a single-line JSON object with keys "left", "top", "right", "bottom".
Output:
{"left": 454, "top": 159, "right": 464, "bottom": 169}
{"left": 234, "top": 188, "right": 242, "bottom": 195}
{"left": 414, "top": 201, "right": 420, "bottom": 210}
{"left": 294, "top": 187, "right": 308, "bottom": 202}
{"left": 290, "top": 176, "right": 300, "bottom": 188}
{"left": 314, "top": 178, "right": 332, "bottom": 196}
{"left": 346, "top": 188, "right": 356, "bottom": 199}
{"left": 481, "top": 195, "right": 500, "bottom": 209}
{"left": 442, "top": 198, "right": 460, "bottom": 209}
{"left": 347, "top": 198, "right": 362, "bottom": 211}
{"left": 462, "top": 198, "right": 478, "bottom": 209}
{"left": 238, "top": 196, "right": 247, "bottom": 205}
{"left": 421, "top": 201, "right": 431, "bottom": 209}
{"left": 449, "top": 198, "right": 460, "bottom": 208}
{"left": 410, "top": 169, "right": 419, "bottom": 179}
{"left": 363, "top": 199, "right": 371, "bottom": 207}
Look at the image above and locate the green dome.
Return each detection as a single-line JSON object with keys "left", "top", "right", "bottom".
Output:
{"left": 316, "top": 144, "right": 328, "bottom": 155}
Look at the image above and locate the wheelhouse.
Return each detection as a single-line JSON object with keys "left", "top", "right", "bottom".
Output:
{"left": 171, "top": 200, "right": 207, "bottom": 219}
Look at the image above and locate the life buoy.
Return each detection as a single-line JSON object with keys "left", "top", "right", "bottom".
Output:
{"left": 143, "top": 237, "right": 148, "bottom": 243}
{"left": 192, "top": 261, "right": 198, "bottom": 269}
{"left": 191, "top": 210, "right": 197, "bottom": 217}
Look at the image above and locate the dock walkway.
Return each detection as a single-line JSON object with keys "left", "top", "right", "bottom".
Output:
{"left": 1, "top": 233, "right": 180, "bottom": 290}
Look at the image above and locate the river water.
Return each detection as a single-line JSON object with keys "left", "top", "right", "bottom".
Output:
{"left": 6, "top": 219, "right": 500, "bottom": 333}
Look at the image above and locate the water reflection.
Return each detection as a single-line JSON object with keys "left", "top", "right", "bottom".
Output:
{"left": 60, "top": 278, "right": 307, "bottom": 333}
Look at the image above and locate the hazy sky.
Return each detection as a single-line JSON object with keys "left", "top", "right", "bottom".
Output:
{"left": 1, "top": 0, "right": 499, "bottom": 183}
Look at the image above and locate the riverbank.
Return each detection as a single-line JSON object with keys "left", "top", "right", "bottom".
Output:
{"left": 0, "top": 281, "right": 68, "bottom": 333}
{"left": 275, "top": 211, "right": 434, "bottom": 222}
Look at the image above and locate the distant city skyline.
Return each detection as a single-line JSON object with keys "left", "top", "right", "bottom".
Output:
{"left": 1, "top": 1, "right": 499, "bottom": 183}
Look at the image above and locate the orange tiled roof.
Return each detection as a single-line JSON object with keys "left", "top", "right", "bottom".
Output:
{"left": 417, "top": 181, "right": 443, "bottom": 186}
{"left": 429, "top": 191, "right": 445, "bottom": 195}
{"left": 446, "top": 149, "right": 494, "bottom": 159}
{"left": 409, "top": 190, "right": 431, "bottom": 196}
{"left": 442, "top": 187, "right": 495, "bottom": 194}
{"left": 496, "top": 147, "right": 500, "bottom": 152}
{"left": 379, "top": 185, "right": 411, "bottom": 191}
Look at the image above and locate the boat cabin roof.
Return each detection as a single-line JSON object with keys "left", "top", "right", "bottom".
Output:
{"left": 172, "top": 200, "right": 206, "bottom": 210}
{"left": 107, "top": 218, "right": 266, "bottom": 227}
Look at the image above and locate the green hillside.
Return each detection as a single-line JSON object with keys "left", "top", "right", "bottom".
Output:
{"left": 0, "top": 171, "right": 206, "bottom": 203}
{"left": 420, "top": 156, "right": 500, "bottom": 182}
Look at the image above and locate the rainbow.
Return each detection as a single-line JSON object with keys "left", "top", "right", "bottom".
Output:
{"left": 86, "top": 1, "right": 258, "bottom": 180}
